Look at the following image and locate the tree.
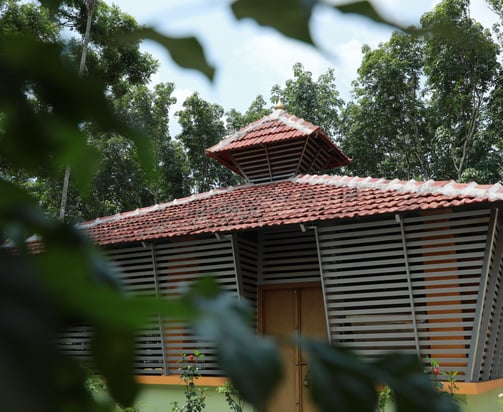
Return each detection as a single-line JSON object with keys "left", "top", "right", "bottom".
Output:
{"left": 0, "top": 0, "right": 58, "bottom": 41}
{"left": 340, "top": 33, "right": 431, "bottom": 180}
{"left": 109, "top": 83, "right": 190, "bottom": 205}
{"left": 57, "top": 0, "right": 158, "bottom": 98}
{"left": 177, "top": 93, "right": 241, "bottom": 193}
{"left": 341, "top": 0, "right": 501, "bottom": 183}
{"left": 0, "top": 0, "right": 168, "bottom": 222}
{"left": 271, "top": 62, "right": 344, "bottom": 139}
{"left": 59, "top": 0, "right": 95, "bottom": 221}
{"left": 225, "top": 94, "right": 271, "bottom": 134}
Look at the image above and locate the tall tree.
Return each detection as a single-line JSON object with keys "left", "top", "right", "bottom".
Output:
{"left": 57, "top": 0, "right": 158, "bottom": 98}
{"left": 0, "top": 0, "right": 163, "bottom": 222}
{"left": 177, "top": 93, "right": 240, "bottom": 193}
{"left": 59, "top": 0, "right": 95, "bottom": 220}
{"left": 341, "top": 0, "right": 501, "bottom": 183}
{"left": 225, "top": 94, "right": 271, "bottom": 133}
{"left": 271, "top": 62, "right": 344, "bottom": 139}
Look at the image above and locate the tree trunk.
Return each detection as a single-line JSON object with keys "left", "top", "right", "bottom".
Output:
{"left": 59, "top": 0, "right": 96, "bottom": 220}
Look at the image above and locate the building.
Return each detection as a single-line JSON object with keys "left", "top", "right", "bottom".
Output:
{"left": 66, "top": 110, "right": 503, "bottom": 411}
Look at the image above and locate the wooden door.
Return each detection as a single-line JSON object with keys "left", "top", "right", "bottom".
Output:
{"left": 260, "top": 284, "right": 327, "bottom": 412}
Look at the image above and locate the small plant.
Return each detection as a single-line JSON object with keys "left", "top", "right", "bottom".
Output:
{"left": 376, "top": 385, "right": 392, "bottom": 412}
{"left": 85, "top": 373, "right": 142, "bottom": 411}
{"left": 171, "top": 350, "right": 207, "bottom": 412}
{"left": 216, "top": 381, "right": 245, "bottom": 412}
{"left": 429, "top": 359, "right": 459, "bottom": 397}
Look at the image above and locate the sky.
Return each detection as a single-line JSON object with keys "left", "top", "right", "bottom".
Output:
{"left": 111, "top": 0, "right": 499, "bottom": 134}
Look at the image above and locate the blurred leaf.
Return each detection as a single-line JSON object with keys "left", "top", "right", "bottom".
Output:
{"left": 334, "top": 1, "right": 409, "bottom": 32}
{"left": 372, "top": 353, "right": 459, "bottom": 412}
{"left": 188, "top": 278, "right": 282, "bottom": 410}
{"left": 302, "top": 339, "right": 377, "bottom": 412}
{"left": 0, "top": 251, "right": 99, "bottom": 412}
{"left": 232, "top": 0, "right": 314, "bottom": 45}
{"left": 130, "top": 28, "right": 215, "bottom": 81}
{"left": 92, "top": 326, "right": 138, "bottom": 407}
{"left": 0, "top": 35, "right": 155, "bottom": 185}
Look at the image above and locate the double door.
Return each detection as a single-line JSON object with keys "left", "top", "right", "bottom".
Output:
{"left": 259, "top": 284, "right": 327, "bottom": 412}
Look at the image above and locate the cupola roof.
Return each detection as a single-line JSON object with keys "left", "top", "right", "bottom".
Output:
{"left": 206, "top": 109, "right": 351, "bottom": 183}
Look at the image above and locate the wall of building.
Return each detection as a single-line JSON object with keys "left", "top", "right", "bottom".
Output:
{"left": 132, "top": 384, "right": 253, "bottom": 412}
{"left": 126, "top": 382, "right": 503, "bottom": 412}
{"left": 458, "top": 386, "right": 503, "bottom": 412}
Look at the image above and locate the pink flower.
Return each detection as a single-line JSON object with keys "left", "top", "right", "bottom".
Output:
{"left": 433, "top": 367, "right": 440, "bottom": 374}
{"left": 188, "top": 354, "right": 195, "bottom": 362}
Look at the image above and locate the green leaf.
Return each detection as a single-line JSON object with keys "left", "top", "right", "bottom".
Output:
{"left": 231, "top": 0, "right": 314, "bottom": 45}
{"left": 0, "top": 252, "right": 100, "bottom": 412}
{"left": 372, "top": 354, "right": 459, "bottom": 412}
{"left": 130, "top": 28, "right": 215, "bottom": 81}
{"left": 91, "top": 325, "right": 138, "bottom": 407}
{"left": 188, "top": 278, "right": 282, "bottom": 410}
{"left": 334, "top": 1, "right": 409, "bottom": 32}
{"left": 302, "top": 339, "right": 377, "bottom": 412}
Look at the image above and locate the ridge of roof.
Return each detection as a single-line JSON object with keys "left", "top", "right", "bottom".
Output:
{"left": 292, "top": 174, "right": 503, "bottom": 201}
{"left": 80, "top": 174, "right": 503, "bottom": 231}
{"left": 207, "top": 109, "right": 318, "bottom": 153}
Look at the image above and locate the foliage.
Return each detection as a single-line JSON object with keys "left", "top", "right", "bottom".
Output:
{"left": 225, "top": 95, "right": 270, "bottom": 134}
{"left": 377, "top": 386, "right": 392, "bottom": 412}
{"left": 171, "top": 351, "right": 207, "bottom": 412}
{"left": 177, "top": 93, "right": 241, "bottom": 193}
{"left": 378, "top": 359, "right": 460, "bottom": 411}
{"left": 271, "top": 62, "right": 344, "bottom": 139}
{"left": 216, "top": 381, "right": 246, "bottom": 412}
{"left": 85, "top": 374, "right": 143, "bottom": 411}
{"left": 341, "top": 0, "right": 502, "bottom": 183}
{"left": 430, "top": 360, "right": 460, "bottom": 397}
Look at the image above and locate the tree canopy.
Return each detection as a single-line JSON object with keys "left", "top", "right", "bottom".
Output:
{"left": 340, "top": 0, "right": 502, "bottom": 182}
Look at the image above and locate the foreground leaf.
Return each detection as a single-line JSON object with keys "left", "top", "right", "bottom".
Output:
{"left": 188, "top": 278, "right": 282, "bottom": 410}
{"left": 130, "top": 28, "right": 215, "bottom": 81}
{"left": 335, "top": 1, "right": 408, "bottom": 31}
{"left": 302, "top": 340, "right": 377, "bottom": 412}
{"left": 373, "top": 353, "right": 459, "bottom": 412}
{"left": 232, "top": 0, "right": 314, "bottom": 45}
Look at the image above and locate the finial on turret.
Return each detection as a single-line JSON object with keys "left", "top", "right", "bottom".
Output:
{"left": 274, "top": 99, "right": 285, "bottom": 110}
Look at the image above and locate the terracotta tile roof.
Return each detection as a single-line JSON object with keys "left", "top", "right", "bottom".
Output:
{"left": 80, "top": 175, "right": 503, "bottom": 246}
{"left": 208, "top": 110, "right": 319, "bottom": 152}
{"left": 206, "top": 110, "right": 351, "bottom": 177}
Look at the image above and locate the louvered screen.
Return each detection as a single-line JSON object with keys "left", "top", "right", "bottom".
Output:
{"left": 404, "top": 210, "right": 490, "bottom": 378}
{"left": 469, "top": 211, "right": 503, "bottom": 380}
{"left": 318, "top": 209, "right": 493, "bottom": 381}
{"left": 260, "top": 227, "right": 320, "bottom": 284}
{"left": 234, "top": 232, "right": 259, "bottom": 325}
{"left": 107, "top": 246, "right": 165, "bottom": 375}
{"left": 318, "top": 219, "right": 417, "bottom": 356}
{"left": 56, "top": 324, "right": 93, "bottom": 367}
{"left": 155, "top": 236, "right": 238, "bottom": 375}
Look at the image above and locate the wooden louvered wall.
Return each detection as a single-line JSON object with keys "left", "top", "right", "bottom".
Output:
{"left": 260, "top": 227, "right": 320, "bottom": 284}
{"left": 59, "top": 236, "right": 241, "bottom": 376}
{"left": 317, "top": 209, "right": 498, "bottom": 381}
{"left": 469, "top": 210, "right": 503, "bottom": 381}
{"left": 59, "top": 207, "right": 501, "bottom": 382}
{"left": 234, "top": 232, "right": 259, "bottom": 325}
{"left": 154, "top": 237, "right": 238, "bottom": 376}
